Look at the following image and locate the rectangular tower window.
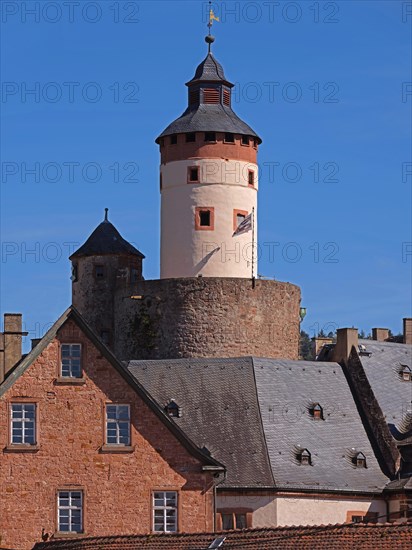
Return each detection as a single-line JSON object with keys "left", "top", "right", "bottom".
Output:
{"left": 188, "top": 166, "right": 200, "bottom": 183}
{"left": 61, "top": 344, "right": 82, "bottom": 378}
{"left": 204, "top": 132, "right": 216, "bottom": 142}
{"left": 10, "top": 403, "right": 36, "bottom": 445}
{"left": 185, "top": 132, "right": 196, "bottom": 143}
{"left": 170, "top": 135, "right": 177, "bottom": 145}
{"left": 233, "top": 209, "right": 248, "bottom": 231}
{"left": 153, "top": 491, "right": 178, "bottom": 533}
{"left": 106, "top": 404, "right": 131, "bottom": 445}
{"left": 195, "top": 207, "right": 215, "bottom": 231}
{"left": 248, "top": 170, "right": 255, "bottom": 187}
{"left": 224, "top": 133, "right": 235, "bottom": 143}
{"left": 223, "top": 89, "right": 231, "bottom": 106}
{"left": 58, "top": 491, "right": 83, "bottom": 533}
{"left": 241, "top": 135, "right": 249, "bottom": 146}
{"left": 94, "top": 265, "right": 105, "bottom": 279}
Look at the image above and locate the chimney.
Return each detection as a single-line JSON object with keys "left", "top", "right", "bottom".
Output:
{"left": 372, "top": 328, "right": 389, "bottom": 342}
{"left": 404, "top": 318, "right": 412, "bottom": 345}
{"left": 0, "top": 314, "right": 28, "bottom": 384}
{"left": 332, "top": 328, "right": 358, "bottom": 364}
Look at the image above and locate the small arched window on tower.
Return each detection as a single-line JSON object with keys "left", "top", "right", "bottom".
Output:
{"left": 165, "top": 400, "right": 181, "bottom": 418}
{"left": 353, "top": 452, "right": 367, "bottom": 468}
{"left": 299, "top": 449, "right": 311, "bottom": 466}
{"left": 400, "top": 364, "right": 412, "bottom": 382}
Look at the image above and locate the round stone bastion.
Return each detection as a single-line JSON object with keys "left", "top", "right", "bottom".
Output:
{"left": 113, "top": 277, "right": 301, "bottom": 361}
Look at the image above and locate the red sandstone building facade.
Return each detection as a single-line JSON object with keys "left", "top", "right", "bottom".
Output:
{"left": 0, "top": 309, "right": 223, "bottom": 550}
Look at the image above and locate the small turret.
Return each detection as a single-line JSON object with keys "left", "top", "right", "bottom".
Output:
{"left": 70, "top": 210, "right": 144, "bottom": 348}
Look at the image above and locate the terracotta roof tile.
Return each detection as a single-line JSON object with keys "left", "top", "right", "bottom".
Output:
{"left": 32, "top": 523, "right": 412, "bottom": 549}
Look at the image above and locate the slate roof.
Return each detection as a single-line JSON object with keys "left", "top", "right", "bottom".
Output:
{"left": 32, "top": 523, "right": 412, "bottom": 550}
{"left": 253, "top": 358, "right": 389, "bottom": 493}
{"left": 127, "top": 357, "right": 273, "bottom": 488}
{"left": 358, "top": 340, "right": 412, "bottom": 438}
{"left": 0, "top": 307, "right": 224, "bottom": 473}
{"left": 156, "top": 52, "right": 262, "bottom": 143}
{"left": 187, "top": 53, "right": 229, "bottom": 84}
{"left": 126, "top": 357, "right": 390, "bottom": 493}
{"left": 70, "top": 220, "right": 144, "bottom": 259}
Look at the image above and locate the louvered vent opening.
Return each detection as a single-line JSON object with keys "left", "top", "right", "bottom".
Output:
{"left": 203, "top": 88, "right": 220, "bottom": 104}
{"left": 189, "top": 89, "right": 200, "bottom": 106}
{"left": 223, "top": 89, "right": 231, "bottom": 106}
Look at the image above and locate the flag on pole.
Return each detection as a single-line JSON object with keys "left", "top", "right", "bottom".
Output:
{"left": 233, "top": 212, "right": 252, "bottom": 236}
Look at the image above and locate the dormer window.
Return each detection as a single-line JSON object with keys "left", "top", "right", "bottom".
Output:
{"left": 310, "top": 403, "right": 324, "bottom": 420}
{"left": 165, "top": 400, "right": 180, "bottom": 418}
{"left": 400, "top": 365, "right": 412, "bottom": 381}
{"left": 299, "top": 449, "right": 311, "bottom": 465}
{"left": 204, "top": 132, "right": 216, "bottom": 143}
{"left": 353, "top": 452, "right": 367, "bottom": 468}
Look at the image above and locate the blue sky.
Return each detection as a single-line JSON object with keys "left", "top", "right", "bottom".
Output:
{"left": 1, "top": 0, "right": 411, "bottom": 349}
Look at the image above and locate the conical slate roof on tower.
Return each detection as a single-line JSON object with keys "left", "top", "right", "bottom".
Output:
{"left": 156, "top": 50, "right": 262, "bottom": 143}
{"left": 69, "top": 210, "right": 144, "bottom": 259}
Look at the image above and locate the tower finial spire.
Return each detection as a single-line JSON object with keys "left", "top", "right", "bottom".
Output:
{"left": 104, "top": 208, "right": 109, "bottom": 222}
{"left": 205, "top": 1, "right": 218, "bottom": 53}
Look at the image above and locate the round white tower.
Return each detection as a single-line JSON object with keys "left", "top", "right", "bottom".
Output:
{"left": 156, "top": 39, "right": 262, "bottom": 279}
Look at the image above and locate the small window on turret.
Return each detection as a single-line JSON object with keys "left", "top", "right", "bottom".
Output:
{"left": 224, "top": 133, "right": 234, "bottom": 143}
{"left": 205, "top": 132, "right": 216, "bottom": 142}
{"left": 195, "top": 207, "right": 214, "bottom": 231}
{"left": 248, "top": 170, "right": 255, "bottom": 187}
{"left": 241, "top": 136, "right": 250, "bottom": 146}
{"left": 223, "top": 89, "right": 231, "bottom": 106}
{"left": 94, "top": 265, "right": 105, "bottom": 279}
{"left": 186, "top": 133, "right": 196, "bottom": 143}
{"left": 188, "top": 167, "right": 200, "bottom": 183}
{"left": 170, "top": 135, "right": 177, "bottom": 145}
{"left": 71, "top": 264, "right": 78, "bottom": 282}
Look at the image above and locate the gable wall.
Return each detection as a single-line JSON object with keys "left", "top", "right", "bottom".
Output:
{"left": 0, "top": 320, "right": 214, "bottom": 550}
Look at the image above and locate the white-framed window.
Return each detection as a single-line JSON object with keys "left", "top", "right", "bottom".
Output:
{"left": 10, "top": 403, "right": 36, "bottom": 445}
{"left": 106, "top": 404, "right": 130, "bottom": 445}
{"left": 153, "top": 491, "right": 178, "bottom": 533}
{"left": 57, "top": 491, "right": 83, "bottom": 533}
{"left": 61, "top": 344, "right": 82, "bottom": 378}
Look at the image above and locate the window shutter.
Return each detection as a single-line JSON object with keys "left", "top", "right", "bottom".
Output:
{"left": 223, "top": 89, "right": 230, "bottom": 106}
{"left": 203, "top": 88, "right": 220, "bottom": 104}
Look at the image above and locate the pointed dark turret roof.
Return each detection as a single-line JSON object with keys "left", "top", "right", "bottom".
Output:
{"left": 70, "top": 212, "right": 144, "bottom": 260}
{"left": 187, "top": 53, "right": 232, "bottom": 86}
{"left": 156, "top": 49, "right": 261, "bottom": 144}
